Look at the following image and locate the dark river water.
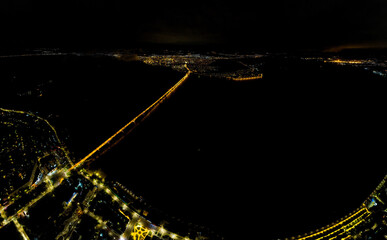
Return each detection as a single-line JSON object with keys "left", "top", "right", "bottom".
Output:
{"left": 1, "top": 53, "right": 386, "bottom": 239}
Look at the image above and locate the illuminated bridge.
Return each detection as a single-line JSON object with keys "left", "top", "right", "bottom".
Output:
{"left": 1, "top": 66, "right": 207, "bottom": 240}
{"left": 68, "top": 64, "right": 191, "bottom": 172}
{"left": 1, "top": 59, "right": 386, "bottom": 240}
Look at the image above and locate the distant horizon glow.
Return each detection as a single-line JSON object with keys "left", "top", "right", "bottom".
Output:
{"left": 325, "top": 41, "right": 387, "bottom": 52}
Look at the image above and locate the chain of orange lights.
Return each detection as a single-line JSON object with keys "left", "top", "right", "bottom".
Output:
{"left": 68, "top": 67, "right": 191, "bottom": 172}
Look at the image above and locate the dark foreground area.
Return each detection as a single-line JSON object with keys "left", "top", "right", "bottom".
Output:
{"left": 1, "top": 53, "right": 386, "bottom": 239}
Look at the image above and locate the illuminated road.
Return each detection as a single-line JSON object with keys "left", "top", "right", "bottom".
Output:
{"left": 68, "top": 65, "right": 192, "bottom": 172}
{"left": 55, "top": 187, "right": 98, "bottom": 240}
{"left": 12, "top": 218, "right": 30, "bottom": 240}
{"left": 229, "top": 73, "right": 263, "bottom": 81}
{"left": 293, "top": 207, "right": 371, "bottom": 240}
{"left": 286, "top": 174, "right": 387, "bottom": 240}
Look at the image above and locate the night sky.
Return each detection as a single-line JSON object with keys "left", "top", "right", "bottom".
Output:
{"left": 1, "top": 0, "right": 387, "bottom": 51}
